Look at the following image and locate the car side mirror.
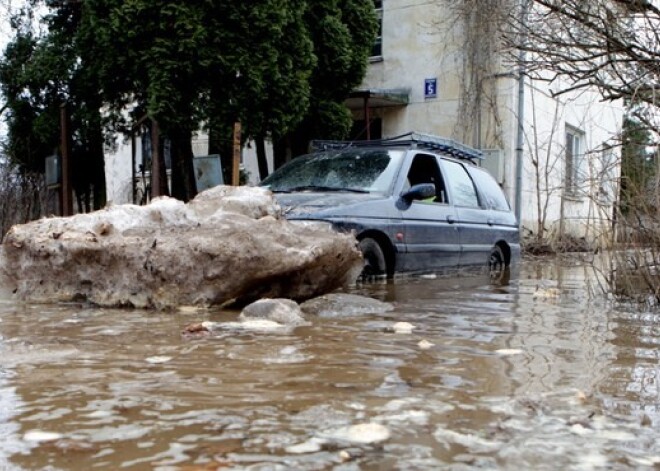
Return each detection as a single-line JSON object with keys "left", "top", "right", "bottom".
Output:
{"left": 401, "top": 183, "right": 436, "bottom": 203}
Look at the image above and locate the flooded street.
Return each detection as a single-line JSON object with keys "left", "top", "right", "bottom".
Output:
{"left": 0, "top": 257, "right": 659, "bottom": 470}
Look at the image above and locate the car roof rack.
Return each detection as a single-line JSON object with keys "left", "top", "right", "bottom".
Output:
{"left": 311, "top": 132, "right": 483, "bottom": 162}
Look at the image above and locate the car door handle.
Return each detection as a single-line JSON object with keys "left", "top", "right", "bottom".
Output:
{"left": 446, "top": 215, "right": 455, "bottom": 224}
{"left": 487, "top": 219, "right": 494, "bottom": 226}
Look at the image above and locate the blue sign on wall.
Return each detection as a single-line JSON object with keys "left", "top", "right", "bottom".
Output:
{"left": 424, "top": 78, "right": 438, "bottom": 99}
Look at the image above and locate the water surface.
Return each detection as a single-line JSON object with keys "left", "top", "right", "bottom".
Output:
{"left": 0, "top": 257, "right": 658, "bottom": 470}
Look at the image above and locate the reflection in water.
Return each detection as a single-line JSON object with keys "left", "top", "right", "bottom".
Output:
{"left": 0, "top": 257, "right": 658, "bottom": 469}
{"left": 0, "top": 368, "right": 26, "bottom": 470}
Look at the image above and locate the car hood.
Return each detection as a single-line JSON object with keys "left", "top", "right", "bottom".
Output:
{"left": 273, "top": 192, "right": 389, "bottom": 218}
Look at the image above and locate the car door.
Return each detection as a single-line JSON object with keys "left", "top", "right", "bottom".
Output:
{"left": 397, "top": 152, "right": 460, "bottom": 271}
{"left": 440, "top": 159, "right": 492, "bottom": 267}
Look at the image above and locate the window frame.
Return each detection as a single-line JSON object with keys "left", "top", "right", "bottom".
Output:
{"left": 441, "top": 159, "right": 481, "bottom": 208}
{"left": 404, "top": 152, "right": 449, "bottom": 204}
{"left": 467, "top": 166, "right": 511, "bottom": 211}
{"left": 370, "top": 0, "right": 383, "bottom": 60}
{"left": 565, "top": 126, "right": 584, "bottom": 198}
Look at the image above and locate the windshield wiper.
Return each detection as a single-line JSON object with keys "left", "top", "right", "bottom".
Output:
{"left": 286, "top": 185, "right": 369, "bottom": 193}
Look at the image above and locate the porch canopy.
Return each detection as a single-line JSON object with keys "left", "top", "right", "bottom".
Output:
{"left": 345, "top": 88, "right": 410, "bottom": 110}
{"left": 345, "top": 88, "right": 410, "bottom": 140}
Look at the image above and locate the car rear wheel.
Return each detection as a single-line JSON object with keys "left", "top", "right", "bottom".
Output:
{"left": 359, "top": 238, "right": 387, "bottom": 278}
{"left": 489, "top": 245, "right": 506, "bottom": 280}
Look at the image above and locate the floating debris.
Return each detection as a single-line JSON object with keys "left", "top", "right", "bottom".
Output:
{"left": 178, "top": 305, "right": 203, "bottom": 314}
{"left": 285, "top": 438, "right": 325, "bottom": 454}
{"left": 320, "top": 423, "right": 391, "bottom": 445}
{"left": 433, "top": 428, "right": 503, "bottom": 453}
{"left": 391, "top": 322, "right": 416, "bottom": 334}
{"left": 532, "top": 287, "right": 561, "bottom": 300}
{"left": 24, "top": 430, "right": 63, "bottom": 443}
{"left": 182, "top": 322, "right": 210, "bottom": 334}
{"left": 418, "top": 339, "right": 434, "bottom": 349}
{"left": 495, "top": 349, "right": 523, "bottom": 356}
{"left": 212, "top": 319, "right": 288, "bottom": 332}
{"left": 145, "top": 356, "right": 172, "bottom": 364}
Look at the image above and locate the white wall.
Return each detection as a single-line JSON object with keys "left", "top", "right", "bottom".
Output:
{"left": 104, "top": 129, "right": 271, "bottom": 205}
{"left": 242, "top": 141, "right": 273, "bottom": 185}
{"left": 360, "top": 2, "right": 464, "bottom": 140}
{"left": 104, "top": 134, "right": 135, "bottom": 206}
{"left": 516, "top": 80, "right": 623, "bottom": 241}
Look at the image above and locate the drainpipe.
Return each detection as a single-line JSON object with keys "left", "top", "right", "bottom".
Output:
{"left": 363, "top": 95, "right": 371, "bottom": 140}
{"left": 514, "top": 0, "right": 530, "bottom": 226}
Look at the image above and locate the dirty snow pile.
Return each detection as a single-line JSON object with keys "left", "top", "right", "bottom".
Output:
{"left": 0, "top": 186, "right": 363, "bottom": 308}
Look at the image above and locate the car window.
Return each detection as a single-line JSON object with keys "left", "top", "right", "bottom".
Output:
{"left": 260, "top": 149, "right": 404, "bottom": 193}
{"left": 404, "top": 153, "right": 448, "bottom": 203}
{"left": 442, "top": 160, "right": 480, "bottom": 208}
{"left": 468, "top": 167, "right": 511, "bottom": 211}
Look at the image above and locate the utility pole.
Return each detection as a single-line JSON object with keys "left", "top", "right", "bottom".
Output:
{"left": 514, "top": 0, "right": 531, "bottom": 226}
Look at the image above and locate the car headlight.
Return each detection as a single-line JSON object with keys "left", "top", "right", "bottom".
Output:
{"left": 288, "top": 220, "right": 335, "bottom": 232}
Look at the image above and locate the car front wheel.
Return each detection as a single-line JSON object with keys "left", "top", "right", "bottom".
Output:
{"left": 359, "top": 238, "right": 387, "bottom": 278}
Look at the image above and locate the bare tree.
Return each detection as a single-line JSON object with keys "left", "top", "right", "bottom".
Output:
{"left": 0, "top": 159, "right": 51, "bottom": 242}
{"left": 439, "top": 0, "right": 513, "bottom": 148}
{"left": 526, "top": 92, "right": 564, "bottom": 247}
{"left": 502, "top": 0, "right": 660, "bottom": 301}
{"left": 505, "top": 0, "right": 660, "bottom": 135}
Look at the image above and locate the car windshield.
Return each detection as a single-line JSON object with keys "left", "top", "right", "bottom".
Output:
{"left": 260, "top": 149, "right": 404, "bottom": 194}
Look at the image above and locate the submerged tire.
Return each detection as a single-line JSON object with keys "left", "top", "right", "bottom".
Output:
{"left": 359, "top": 238, "right": 387, "bottom": 278}
{"left": 488, "top": 245, "right": 506, "bottom": 281}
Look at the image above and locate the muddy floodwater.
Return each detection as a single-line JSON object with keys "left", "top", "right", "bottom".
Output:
{"left": 0, "top": 257, "right": 659, "bottom": 470}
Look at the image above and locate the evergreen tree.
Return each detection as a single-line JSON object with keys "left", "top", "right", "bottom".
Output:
{"left": 620, "top": 117, "right": 655, "bottom": 213}
{"left": 1, "top": 2, "right": 107, "bottom": 210}
{"left": 202, "top": 0, "right": 315, "bottom": 181}
{"left": 1, "top": 0, "right": 376, "bottom": 203}
{"left": 0, "top": 31, "right": 56, "bottom": 175}
{"left": 277, "top": 0, "right": 378, "bottom": 165}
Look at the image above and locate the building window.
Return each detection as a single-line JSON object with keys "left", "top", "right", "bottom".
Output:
{"left": 565, "top": 126, "right": 584, "bottom": 196}
{"left": 371, "top": 0, "right": 383, "bottom": 58}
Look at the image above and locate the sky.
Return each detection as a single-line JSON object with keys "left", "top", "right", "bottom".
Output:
{"left": 0, "top": 1, "right": 14, "bottom": 44}
{"left": 0, "top": 0, "right": 11, "bottom": 143}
